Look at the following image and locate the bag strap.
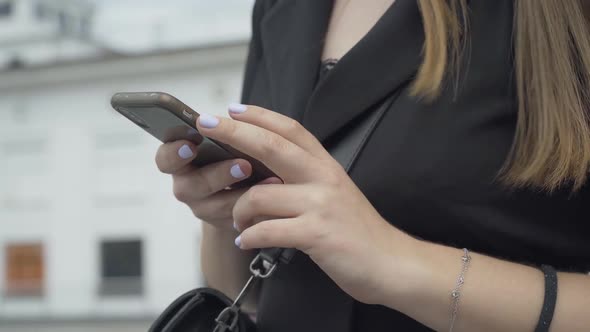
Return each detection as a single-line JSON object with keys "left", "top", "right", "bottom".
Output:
{"left": 214, "top": 93, "right": 398, "bottom": 331}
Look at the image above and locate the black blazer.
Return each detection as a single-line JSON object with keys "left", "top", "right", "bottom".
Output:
{"left": 240, "top": 0, "right": 590, "bottom": 331}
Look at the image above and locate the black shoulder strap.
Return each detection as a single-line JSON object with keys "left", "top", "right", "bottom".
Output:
{"left": 330, "top": 92, "right": 397, "bottom": 172}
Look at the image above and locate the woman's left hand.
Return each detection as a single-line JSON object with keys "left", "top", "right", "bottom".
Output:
{"left": 195, "top": 104, "right": 418, "bottom": 305}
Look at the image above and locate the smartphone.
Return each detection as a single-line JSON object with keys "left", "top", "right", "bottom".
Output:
{"left": 110, "top": 92, "right": 276, "bottom": 186}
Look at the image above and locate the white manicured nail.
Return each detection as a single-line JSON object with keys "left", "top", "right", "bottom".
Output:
{"left": 230, "top": 164, "right": 246, "bottom": 179}
{"left": 198, "top": 113, "right": 219, "bottom": 128}
{"left": 228, "top": 103, "right": 247, "bottom": 114}
{"left": 178, "top": 144, "right": 193, "bottom": 159}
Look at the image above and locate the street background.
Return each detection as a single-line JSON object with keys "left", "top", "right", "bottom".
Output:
{"left": 0, "top": 0, "right": 254, "bottom": 330}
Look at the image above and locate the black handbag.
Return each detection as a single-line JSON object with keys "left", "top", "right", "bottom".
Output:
{"left": 149, "top": 287, "right": 257, "bottom": 332}
{"left": 149, "top": 94, "right": 397, "bottom": 332}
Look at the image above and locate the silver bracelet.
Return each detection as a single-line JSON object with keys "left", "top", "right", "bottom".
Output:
{"left": 449, "top": 248, "right": 471, "bottom": 332}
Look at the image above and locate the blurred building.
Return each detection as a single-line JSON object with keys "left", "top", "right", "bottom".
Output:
{"left": 0, "top": 0, "right": 99, "bottom": 69}
{"left": 0, "top": 0, "right": 250, "bottom": 331}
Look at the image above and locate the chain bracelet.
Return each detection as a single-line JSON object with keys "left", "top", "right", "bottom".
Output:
{"left": 449, "top": 248, "right": 471, "bottom": 332}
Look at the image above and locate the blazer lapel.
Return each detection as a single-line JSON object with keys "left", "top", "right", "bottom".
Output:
{"left": 302, "top": 0, "right": 424, "bottom": 142}
{"left": 259, "top": 0, "right": 333, "bottom": 121}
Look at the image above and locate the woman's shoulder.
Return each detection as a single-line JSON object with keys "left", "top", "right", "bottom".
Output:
{"left": 251, "top": 0, "right": 280, "bottom": 22}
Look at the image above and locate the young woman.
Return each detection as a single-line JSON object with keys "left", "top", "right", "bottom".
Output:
{"left": 155, "top": 0, "right": 590, "bottom": 331}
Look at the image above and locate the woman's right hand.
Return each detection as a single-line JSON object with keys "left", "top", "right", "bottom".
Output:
{"left": 155, "top": 139, "right": 280, "bottom": 231}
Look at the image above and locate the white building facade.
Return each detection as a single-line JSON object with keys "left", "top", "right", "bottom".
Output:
{"left": 0, "top": 40, "right": 249, "bottom": 331}
{"left": 0, "top": 0, "right": 250, "bottom": 330}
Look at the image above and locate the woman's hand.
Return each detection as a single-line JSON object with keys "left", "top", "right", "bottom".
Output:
{"left": 195, "top": 104, "right": 418, "bottom": 305}
{"left": 154, "top": 137, "right": 281, "bottom": 231}
{"left": 155, "top": 133, "right": 284, "bottom": 309}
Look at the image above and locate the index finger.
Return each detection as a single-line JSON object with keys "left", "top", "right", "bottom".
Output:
{"left": 195, "top": 113, "right": 318, "bottom": 183}
{"left": 227, "top": 104, "right": 331, "bottom": 160}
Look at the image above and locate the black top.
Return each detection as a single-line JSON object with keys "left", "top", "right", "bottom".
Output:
{"left": 240, "top": 0, "right": 590, "bottom": 331}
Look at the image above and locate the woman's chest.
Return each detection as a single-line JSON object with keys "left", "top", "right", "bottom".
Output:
{"left": 347, "top": 90, "right": 590, "bottom": 266}
{"left": 322, "top": 0, "right": 396, "bottom": 61}
{"left": 348, "top": 86, "right": 516, "bottom": 205}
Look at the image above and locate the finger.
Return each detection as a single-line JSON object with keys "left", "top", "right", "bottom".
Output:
{"left": 196, "top": 114, "right": 317, "bottom": 182}
{"left": 227, "top": 104, "right": 331, "bottom": 160}
{"left": 155, "top": 140, "right": 198, "bottom": 174}
{"left": 237, "top": 218, "right": 310, "bottom": 250}
{"left": 257, "top": 176, "right": 284, "bottom": 185}
{"left": 233, "top": 184, "right": 308, "bottom": 231}
{"left": 191, "top": 180, "right": 276, "bottom": 231}
{"left": 172, "top": 159, "right": 252, "bottom": 203}
{"left": 190, "top": 188, "right": 247, "bottom": 231}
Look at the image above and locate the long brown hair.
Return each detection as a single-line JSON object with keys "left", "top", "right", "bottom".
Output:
{"left": 413, "top": 0, "right": 590, "bottom": 192}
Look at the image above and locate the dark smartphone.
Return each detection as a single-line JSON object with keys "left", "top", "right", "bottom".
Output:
{"left": 110, "top": 92, "right": 276, "bottom": 186}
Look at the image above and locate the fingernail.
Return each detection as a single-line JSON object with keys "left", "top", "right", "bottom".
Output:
{"left": 259, "top": 177, "right": 283, "bottom": 185}
{"left": 198, "top": 113, "right": 219, "bottom": 128}
{"left": 234, "top": 235, "right": 241, "bottom": 248}
{"left": 228, "top": 103, "right": 247, "bottom": 114}
{"left": 233, "top": 222, "right": 238, "bottom": 231}
{"left": 178, "top": 144, "right": 194, "bottom": 159}
{"left": 230, "top": 163, "right": 246, "bottom": 179}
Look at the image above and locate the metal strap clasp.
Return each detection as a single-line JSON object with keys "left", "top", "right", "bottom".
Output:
{"left": 213, "top": 306, "right": 240, "bottom": 332}
{"left": 212, "top": 252, "right": 280, "bottom": 332}
{"left": 249, "top": 253, "right": 278, "bottom": 279}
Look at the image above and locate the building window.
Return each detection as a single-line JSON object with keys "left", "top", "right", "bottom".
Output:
{"left": 0, "top": 1, "right": 13, "bottom": 18}
{"left": 92, "top": 194, "right": 146, "bottom": 209}
{"left": 4, "top": 243, "right": 44, "bottom": 297}
{"left": 93, "top": 132, "right": 144, "bottom": 149}
{"left": 79, "top": 16, "right": 91, "bottom": 38}
{"left": 35, "top": 2, "right": 49, "bottom": 20}
{"left": 99, "top": 239, "right": 143, "bottom": 296}
{"left": 1, "top": 139, "right": 46, "bottom": 156}
{"left": 11, "top": 101, "right": 31, "bottom": 124}
{"left": 1, "top": 197, "right": 50, "bottom": 212}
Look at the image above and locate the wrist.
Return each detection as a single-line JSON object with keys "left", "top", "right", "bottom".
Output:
{"left": 202, "top": 220, "right": 239, "bottom": 238}
{"left": 376, "top": 235, "right": 449, "bottom": 311}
